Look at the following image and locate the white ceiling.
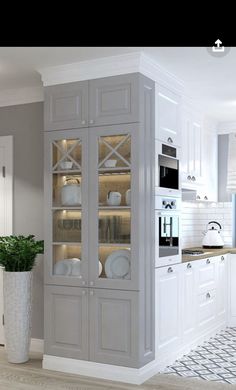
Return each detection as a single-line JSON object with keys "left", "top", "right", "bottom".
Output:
{"left": 0, "top": 46, "right": 235, "bottom": 122}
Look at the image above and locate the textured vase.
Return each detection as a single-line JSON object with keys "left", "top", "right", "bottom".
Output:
{"left": 3, "top": 271, "right": 33, "bottom": 363}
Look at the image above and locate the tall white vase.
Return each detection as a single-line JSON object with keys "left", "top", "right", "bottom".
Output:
{"left": 3, "top": 271, "right": 33, "bottom": 363}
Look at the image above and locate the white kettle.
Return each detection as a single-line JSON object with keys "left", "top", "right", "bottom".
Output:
{"left": 202, "top": 221, "right": 224, "bottom": 248}
{"left": 106, "top": 191, "right": 121, "bottom": 206}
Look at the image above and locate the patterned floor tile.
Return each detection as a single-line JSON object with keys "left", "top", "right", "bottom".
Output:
{"left": 164, "top": 327, "right": 236, "bottom": 385}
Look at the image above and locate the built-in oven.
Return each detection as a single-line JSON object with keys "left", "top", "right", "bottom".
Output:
{"left": 155, "top": 140, "right": 181, "bottom": 196}
{"left": 155, "top": 195, "right": 181, "bottom": 267}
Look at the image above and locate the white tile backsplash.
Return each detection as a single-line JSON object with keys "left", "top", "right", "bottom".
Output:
{"left": 181, "top": 201, "right": 232, "bottom": 248}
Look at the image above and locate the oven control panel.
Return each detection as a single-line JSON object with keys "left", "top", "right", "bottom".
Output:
{"left": 155, "top": 195, "right": 181, "bottom": 210}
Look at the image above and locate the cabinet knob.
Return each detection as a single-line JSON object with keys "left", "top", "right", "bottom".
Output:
{"left": 89, "top": 119, "right": 94, "bottom": 124}
{"left": 90, "top": 281, "right": 94, "bottom": 286}
{"left": 82, "top": 280, "right": 86, "bottom": 286}
{"left": 206, "top": 258, "right": 211, "bottom": 264}
{"left": 196, "top": 195, "right": 201, "bottom": 200}
{"left": 167, "top": 137, "right": 173, "bottom": 143}
{"left": 81, "top": 120, "right": 86, "bottom": 125}
{"left": 82, "top": 290, "right": 86, "bottom": 295}
{"left": 187, "top": 263, "right": 192, "bottom": 269}
{"left": 167, "top": 267, "right": 173, "bottom": 273}
{"left": 191, "top": 176, "right": 196, "bottom": 181}
{"left": 204, "top": 196, "right": 208, "bottom": 200}
{"left": 221, "top": 256, "right": 225, "bottom": 261}
{"left": 206, "top": 292, "right": 211, "bottom": 299}
{"left": 90, "top": 290, "right": 94, "bottom": 296}
{"left": 187, "top": 175, "right": 191, "bottom": 181}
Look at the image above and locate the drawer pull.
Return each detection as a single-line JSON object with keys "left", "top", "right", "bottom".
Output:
{"left": 167, "top": 267, "right": 173, "bottom": 273}
{"left": 187, "top": 263, "right": 192, "bottom": 269}
{"left": 206, "top": 258, "right": 211, "bottom": 264}
{"left": 206, "top": 292, "right": 211, "bottom": 299}
{"left": 167, "top": 137, "right": 173, "bottom": 143}
{"left": 221, "top": 256, "right": 224, "bottom": 261}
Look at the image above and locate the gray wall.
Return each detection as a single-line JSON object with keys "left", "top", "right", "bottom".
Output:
{"left": 0, "top": 102, "right": 44, "bottom": 339}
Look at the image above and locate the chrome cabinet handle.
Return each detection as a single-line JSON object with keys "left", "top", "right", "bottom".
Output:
{"left": 206, "top": 292, "right": 211, "bottom": 299}
{"left": 167, "top": 137, "right": 173, "bottom": 143}
{"left": 89, "top": 119, "right": 94, "bottom": 124}
{"left": 204, "top": 196, "right": 208, "bottom": 200}
{"left": 191, "top": 176, "right": 196, "bottom": 181}
{"left": 221, "top": 256, "right": 225, "bottom": 261}
{"left": 167, "top": 267, "right": 173, "bottom": 273}
{"left": 82, "top": 280, "right": 86, "bottom": 286}
{"left": 82, "top": 290, "right": 86, "bottom": 295}
{"left": 187, "top": 263, "right": 192, "bottom": 269}
{"left": 206, "top": 258, "right": 211, "bottom": 264}
{"left": 90, "top": 290, "right": 94, "bottom": 296}
{"left": 81, "top": 120, "right": 86, "bottom": 125}
{"left": 196, "top": 195, "right": 201, "bottom": 200}
{"left": 187, "top": 175, "right": 192, "bottom": 181}
{"left": 90, "top": 281, "right": 94, "bottom": 286}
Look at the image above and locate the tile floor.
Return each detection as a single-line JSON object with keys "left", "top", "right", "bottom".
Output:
{"left": 164, "top": 327, "right": 236, "bottom": 384}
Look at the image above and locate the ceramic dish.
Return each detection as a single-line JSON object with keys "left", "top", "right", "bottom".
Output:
{"left": 70, "top": 258, "right": 81, "bottom": 276}
{"left": 59, "top": 161, "right": 73, "bottom": 170}
{"left": 54, "top": 260, "right": 72, "bottom": 276}
{"left": 104, "top": 249, "right": 131, "bottom": 279}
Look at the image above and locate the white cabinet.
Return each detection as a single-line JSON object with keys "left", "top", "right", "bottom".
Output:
{"left": 228, "top": 254, "right": 236, "bottom": 326}
{"left": 182, "top": 261, "right": 196, "bottom": 343}
{"left": 197, "top": 289, "right": 216, "bottom": 331}
{"left": 181, "top": 109, "right": 204, "bottom": 189}
{"left": 216, "top": 255, "right": 227, "bottom": 323}
{"left": 155, "top": 84, "right": 181, "bottom": 146}
{"left": 155, "top": 264, "right": 182, "bottom": 358}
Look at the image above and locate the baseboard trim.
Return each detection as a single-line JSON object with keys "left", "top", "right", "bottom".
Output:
{"left": 43, "top": 355, "right": 159, "bottom": 385}
{"left": 30, "top": 338, "right": 44, "bottom": 353}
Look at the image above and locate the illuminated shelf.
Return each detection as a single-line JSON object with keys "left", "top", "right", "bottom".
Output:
{"left": 52, "top": 170, "right": 82, "bottom": 175}
{"left": 99, "top": 243, "right": 131, "bottom": 247}
{"left": 53, "top": 242, "right": 81, "bottom": 245}
{"left": 52, "top": 206, "right": 82, "bottom": 210}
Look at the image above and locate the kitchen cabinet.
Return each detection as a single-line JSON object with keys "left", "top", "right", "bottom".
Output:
{"left": 155, "top": 264, "right": 182, "bottom": 358}
{"left": 181, "top": 109, "right": 204, "bottom": 189}
{"left": 182, "top": 261, "right": 196, "bottom": 343}
{"left": 44, "top": 73, "right": 155, "bottom": 371}
{"left": 44, "top": 285, "right": 88, "bottom": 359}
{"left": 155, "top": 84, "right": 181, "bottom": 146}
{"left": 44, "top": 74, "right": 140, "bottom": 131}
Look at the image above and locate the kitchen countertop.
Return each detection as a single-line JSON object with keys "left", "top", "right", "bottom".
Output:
{"left": 182, "top": 247, "right": 236, "bottom": 263}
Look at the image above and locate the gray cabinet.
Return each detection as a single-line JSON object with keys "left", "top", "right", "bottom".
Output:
{"left": 44, "top": 81, "right": 89, "bottom": 130}
{"left": 44, "top": 73, "right": 155, "bottom": 370}
{"left": 44, "top": 285, "right": 88, "bottom": 359}
{"left": 218, "top": 134, "right": 232, "bottom": 202}
{"left": 44, "top": 74, "right": 141, "bottom": 131}
{"left": 89, "top": 74, "right": 139, "bottom": 126}
{"left": 89, "top": 289, "right": 139, "bottom": 367}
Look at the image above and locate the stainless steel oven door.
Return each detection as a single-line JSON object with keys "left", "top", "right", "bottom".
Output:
{"left": 155, "top": 210, "right": 181, "bottom": 267}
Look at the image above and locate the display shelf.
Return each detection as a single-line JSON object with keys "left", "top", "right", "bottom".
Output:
{"left": 99, "top": 243, "right": 131, "bottom": 248}
{"left": 53, "top": 242, "right": 82, "bottom": 245}
{"left": 52, "top": 206, "right": 82, "bottom": 210}
{"left": 98, "top": 206, "right": 131, "bottom": 210}
{"left": 98, "top": 167, "right": 131, "bottom": 175}
{"left": 52, "top": 170, "right": 82, "bottom": 175}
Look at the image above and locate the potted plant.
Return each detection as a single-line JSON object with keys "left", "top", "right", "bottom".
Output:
{"left": 0, "top": 235, "right": 44, "bottom": 363}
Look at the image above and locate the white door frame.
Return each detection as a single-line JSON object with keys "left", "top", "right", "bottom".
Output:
{"left": 0, "top": 135, "right": 13, "bottom": 344}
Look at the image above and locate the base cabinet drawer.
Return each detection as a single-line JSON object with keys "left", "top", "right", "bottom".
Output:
{"left": 197, "top": 289, "right": 216, "bottom": 331}
{"left": 197, "top": 258, "right": 217, "bottom": 294}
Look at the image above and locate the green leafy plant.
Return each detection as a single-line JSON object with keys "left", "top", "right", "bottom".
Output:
{"left": 0, "top": 235, "right": 44, "bottom": 272}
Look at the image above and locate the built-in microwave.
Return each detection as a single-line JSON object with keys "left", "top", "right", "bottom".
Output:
{"left": 155, "top": 140, "right": 181, "bottom": 196}
{"left": 155, "top": 195, "right": 181, "bottom": 268}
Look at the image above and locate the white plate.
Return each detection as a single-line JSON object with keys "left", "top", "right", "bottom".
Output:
{"left": 104, "top": 249, "right": 131, "bottom": 279}
{"left": 70, "top": 258, "right": 81, "bottom": 276}
{"left": 98, "top": 260, "right": 102, "bottom": 276}
{"left": 54, "top": 260, "right": 72, "bottom": 276}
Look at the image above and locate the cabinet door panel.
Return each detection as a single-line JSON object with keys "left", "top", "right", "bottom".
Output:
{"left": 89, "top": 74, "right": 139, "bottom": 126}
{"left": 44, "top": 81, "right": 88, "bottom": 130}
{"left": 217, "top": 256, "right": 227, "bottom": 321}
{"left": 182, "top": 262, "right": 196, "bottom": 342}
{"left": 89, "top": 289, "right": 139, "bottom": 367}
{"left": 156, "top": 85, "right": 181, "bottom": 146}
{"left": 155, "top": 265, "right": 181, "bottom": 357}
{"left": 44, "top": 285, "right": 88, "bottom": 359}
{"left": 197, "top": 289, "right": 216, "bottom": 330}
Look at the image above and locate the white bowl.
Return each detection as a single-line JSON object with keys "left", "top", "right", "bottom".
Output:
{"left": 60, "top": 161, "right": 73, "bottom": 170}
{"left": 104, "top": 159, "right": 117, "bottom": 168}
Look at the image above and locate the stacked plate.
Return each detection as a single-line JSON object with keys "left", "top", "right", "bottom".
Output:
{"left": 104, "top": 249, "right": 131, "bottom": 279}
{"left": 54, "top": 258, "right": 103, "bottom": 277}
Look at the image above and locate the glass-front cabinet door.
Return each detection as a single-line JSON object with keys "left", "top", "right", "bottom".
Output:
{"left": 44, "top": 129, "right": 88, "bottom": 286}
{"left": 89, "top": 125, "right": 138, "bottom": 290}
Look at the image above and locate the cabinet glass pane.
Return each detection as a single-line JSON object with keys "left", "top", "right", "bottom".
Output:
{"left": 97, "top": 134, "right": 131, "bottom": 280}
{"left": 52, "top": 139, "right": 82, "bottom": 170}
{"left": 53, "top": 244, "right": 82, "bottom": 278}
{"left": 53, "top": 210, "right": 82, "bottom": 242}
{"left": 53, "top": 174, "right": 82, "bottom": 207}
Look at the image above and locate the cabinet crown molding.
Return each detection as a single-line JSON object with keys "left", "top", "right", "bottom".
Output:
{"left": 38, "top": 52, "right": 184, "bottom": 94}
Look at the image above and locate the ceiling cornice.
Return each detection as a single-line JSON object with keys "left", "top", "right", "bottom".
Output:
{"left": 0, "top": 86, "right": 43, "bottom": 108}
{"left": 38, "top": 52, "right": 184, "bottom": 94}
{"left": 217, "top": 121, "right": 236, "bottom": 134}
